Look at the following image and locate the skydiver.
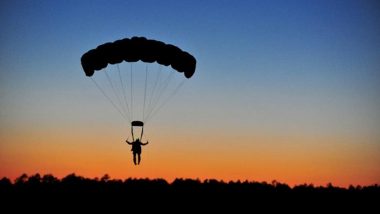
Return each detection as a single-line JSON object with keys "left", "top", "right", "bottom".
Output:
{"left": 125, "top": 138, "right": 149, "bottom": 165}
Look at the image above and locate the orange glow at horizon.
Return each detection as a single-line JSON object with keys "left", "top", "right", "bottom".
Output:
{"left": 1, "top": 121, "right": 379, "bottom": 188}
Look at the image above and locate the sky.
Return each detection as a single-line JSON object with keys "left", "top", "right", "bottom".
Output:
{"left": 0, "top": 0, "right": 379, "bottom": 187}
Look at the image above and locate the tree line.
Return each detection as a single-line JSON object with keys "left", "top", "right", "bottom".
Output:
{"left": 0, "top": 173, "right": 378, "bottom": 212}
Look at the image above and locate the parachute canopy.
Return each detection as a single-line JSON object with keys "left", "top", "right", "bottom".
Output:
{"left": 81, "top": 36, "right": 196, "bottom": 78}
{"left": 80, "top": 37, "right": 196, "bottom": 138}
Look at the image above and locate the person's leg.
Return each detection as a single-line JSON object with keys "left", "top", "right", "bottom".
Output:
{"left": 133, "top": 153, "right": 137, "bottom": 165}
{"left": 137, "top": 154, "right": 141, "bottom": 164}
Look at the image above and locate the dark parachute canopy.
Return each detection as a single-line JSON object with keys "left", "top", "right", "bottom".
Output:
{"left": 81, "top": 36, "right": 196, "bottom": 78}
{"left": 80, "top": 37, "right": 197, "bottom": 140}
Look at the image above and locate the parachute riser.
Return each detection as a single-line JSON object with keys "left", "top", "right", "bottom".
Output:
{"left": 131, "top": 120, "right": 144, "bottom": 141}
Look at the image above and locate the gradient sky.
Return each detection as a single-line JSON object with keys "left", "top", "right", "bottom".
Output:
{"left": 1, "top": 0, "right": 379, "bottom": 187}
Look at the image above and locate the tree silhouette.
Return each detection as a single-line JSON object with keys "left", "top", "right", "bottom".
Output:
{"left": 0, "top": 173, "right": 378, "bottom": 212}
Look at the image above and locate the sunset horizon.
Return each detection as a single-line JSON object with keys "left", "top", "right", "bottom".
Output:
{"left": 1, "top": 0, "right": 379, "bottom": 191}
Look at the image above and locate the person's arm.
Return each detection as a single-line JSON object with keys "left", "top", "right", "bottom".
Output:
{"left": 141, "top": 141, "right": 149, "bottom": 146}
{"left": 126, "top": 139, "right": 132, "bottom": 145}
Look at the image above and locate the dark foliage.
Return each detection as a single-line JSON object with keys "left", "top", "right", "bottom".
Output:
{"left": 1, "top": 173, "right": 378, "bottom": 212}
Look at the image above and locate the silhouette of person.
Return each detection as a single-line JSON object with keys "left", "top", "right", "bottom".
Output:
{"left": 126, "top": 138, "right": 149, "bottom": 165}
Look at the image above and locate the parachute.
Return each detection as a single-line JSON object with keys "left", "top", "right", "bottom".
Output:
{"left": 81, "top": 36, "right": 196, "bottom": 140}
{"left": 81, "top": 36, "right": 196, "bottom": 78}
